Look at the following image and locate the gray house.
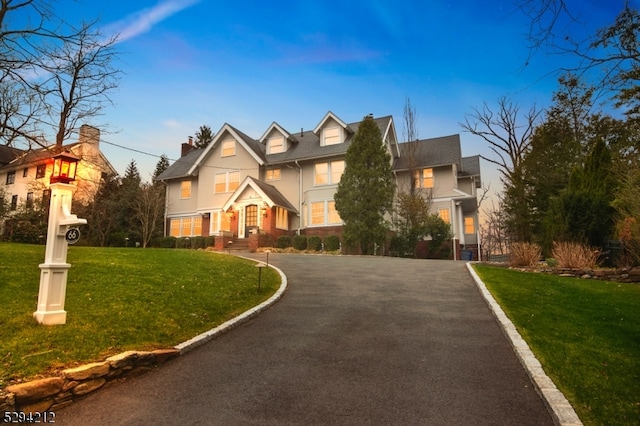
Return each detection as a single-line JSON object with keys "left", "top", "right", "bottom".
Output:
{"left": 157, "top": 112, "right": 481, "bottom": 258}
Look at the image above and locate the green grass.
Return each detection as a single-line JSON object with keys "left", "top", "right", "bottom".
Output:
{"left": 0, "top": 243, "right": 279, "bottom": 388}
{"left": 473, "top": 264, "right": 640, "bottom": 426}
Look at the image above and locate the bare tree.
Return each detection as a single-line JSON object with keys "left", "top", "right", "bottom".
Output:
{"left": 461, "top": 96, "right": 541, "bottom": 184}
{"left": 401, "top": 97, "right": 420, "bottom": 195}
{"left": 134, "top": 182, "right": 166, "bottom": 248}
{"left": 0, "top": 1, "right": 121, "bottom": 149}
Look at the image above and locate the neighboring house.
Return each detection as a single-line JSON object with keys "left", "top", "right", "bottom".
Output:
{"left": 156, "top": 112, "right": 482, "bottom": 258}
{"left": 0, "top": 124, "right": 117, "bottom": 213}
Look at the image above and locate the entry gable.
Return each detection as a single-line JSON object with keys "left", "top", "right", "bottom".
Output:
{"left": 222, "top": 176, "right": 298, "bottom": 213}
{"left": 188, "top": 123, "right": 265, "bottom": 175}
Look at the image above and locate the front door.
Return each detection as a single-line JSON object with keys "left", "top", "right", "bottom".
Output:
{"left": 244, "top": 204, "right": 258, "bottom": 237}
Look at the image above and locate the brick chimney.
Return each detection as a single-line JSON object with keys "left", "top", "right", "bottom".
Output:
{"left": 79, "top": 125, "right": 100, "bottom": 147}
{"left": 181, "top": 136, "right": 195, "bottom": 157}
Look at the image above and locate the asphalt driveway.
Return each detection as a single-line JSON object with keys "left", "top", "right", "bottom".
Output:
{"left": 56, "top": 254, "right": 552, "bottom": 425}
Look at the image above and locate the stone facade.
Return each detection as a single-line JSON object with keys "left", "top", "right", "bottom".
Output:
{"left": 0, "top": 349, "right": 179, "bottom": 413}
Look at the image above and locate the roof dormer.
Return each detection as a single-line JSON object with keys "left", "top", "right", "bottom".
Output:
{"left": 313, "top": 111, "right": 350, "bottom": 147}
{"left": 260, "top": 122, "right": 292, "bottom": 154}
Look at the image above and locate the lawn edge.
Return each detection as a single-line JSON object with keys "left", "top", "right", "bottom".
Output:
{"left": 466, "top": 262, "right": 583, "bottom": 426}
{"left": 174, "top": 258, "right": 287, "bottom": 354}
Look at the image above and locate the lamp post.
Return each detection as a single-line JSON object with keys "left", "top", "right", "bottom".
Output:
{"left": 33, "top": 151, "right": 86, "bottom": 325}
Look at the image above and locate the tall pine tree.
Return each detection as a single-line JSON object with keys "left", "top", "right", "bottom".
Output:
{"left": 334, "top": 115, "right": 395, "bottom": 254}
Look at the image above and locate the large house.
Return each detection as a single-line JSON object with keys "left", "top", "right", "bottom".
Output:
{"left": 157, "top": 112, "right": 481, "bottom": 258}
{"left": 0, "top": 124, "right": 117, "bottom": 211}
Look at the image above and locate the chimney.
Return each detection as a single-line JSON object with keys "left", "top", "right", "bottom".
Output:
{"left": 79, "top": 124, "right": 100, "bottom": 147}
{"left": 181, "top": 136, "right": 195, "bottom": 157}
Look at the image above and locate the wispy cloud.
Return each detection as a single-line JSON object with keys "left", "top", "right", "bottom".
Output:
{"left": 104, "top": 0, "right": 200, "bottom": 43}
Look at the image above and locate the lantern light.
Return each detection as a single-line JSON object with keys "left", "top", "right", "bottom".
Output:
{"left": 50, "top": 151, "right": 80, "bottom": 184}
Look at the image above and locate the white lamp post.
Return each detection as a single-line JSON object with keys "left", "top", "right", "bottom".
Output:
{"left": 33, "top": 151, "right": 87, "bottom": 325}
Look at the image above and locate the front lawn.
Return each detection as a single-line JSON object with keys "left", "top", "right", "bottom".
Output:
{"left": 0, "top": 243, "right": 279, "bottom": 388}
{"left": 473, "top": 264, "right": 640, "bottom": 425}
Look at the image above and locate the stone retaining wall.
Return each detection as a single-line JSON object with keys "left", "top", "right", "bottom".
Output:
{"left": 0, "top": 349, "right": 179, "bottom": 414}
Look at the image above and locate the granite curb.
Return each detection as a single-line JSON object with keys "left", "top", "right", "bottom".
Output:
{"left": 174, "top": 258, "right": 288, "bottom": 354}
{"left": 466, "top": 262, "right": 583, "bottom": 426}
{"left": 1, "top": 259, "right": 287, "bottom": 413}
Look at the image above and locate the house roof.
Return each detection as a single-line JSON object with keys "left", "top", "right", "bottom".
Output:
{"left": 461, "top": 155, "right": 481, "bottom": 177}
{"left": 393, "top": 134, "right": 462, "bottom": 171}
{"left": 0, "top": 145, "right": 24, "bottom": 167}
{"left": 158, "top": 115, "right": 396, "bottom": 180}
{"left": 222, "top": 176, "right": 298, "bottom": 213}
{"left": 267, "top": 115, "right": 394, "bottom": 164}
{"left": 156, "top": 147, "right": 202, "bottom": 180}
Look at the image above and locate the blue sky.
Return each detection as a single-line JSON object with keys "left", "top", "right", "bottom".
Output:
{"left": 51, "top": 0, "right": 630, "bottom": 195}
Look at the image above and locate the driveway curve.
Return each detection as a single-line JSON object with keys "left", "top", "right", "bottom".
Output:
{"left": 57, "top": 254, "right": 552, "bottom": 425}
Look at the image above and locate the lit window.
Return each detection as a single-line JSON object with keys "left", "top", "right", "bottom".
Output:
{"left": 464, "top": 216, "right": 475, "bottom": 234}
{"left": 181, "top": 180, "right": 191, "bottom": 199}
{"left": 215, "top": 171, "right": 240, "bottom": 193}
{"left": 170, "top": 219, "right": 180, "bottom": 237}
{"left": 315, "top": 161, "right": 344, "bottom": 185}
{"left": 266, "top": 168, "right": 281, "bottom": 180}
{"left": 268, "top": 136, "right": 284, "bottom": 154}
{"left": 222, "top": 140, "right": 235, "bottom": 157}
{"left": 438, "top": 208, "right": 450, "bottom": 224}
{"left": 276, "top": 207, "right": 288, "bottom": 230}
{"left": 328, "top": 201, "right": 341, "bottom": 224}
{"left": 228, "top": 171, "right": 239, "bottom": 191}
{"left": 181, "top": 217, "right": 192, "bottom": 236}
{"left": 422, "top": 168, "right": 434, "bottom": 188}
{"left": 323, "top": 127, "right": 341, "bottom": 145}
{"left": 315, "top": 163, "right": 328, "bottom": 185}
{"left": 311, "top": 202, "right": 324, "bottom": 225}
{"left": 221, "top": 211, "right": 230, "bottom": 231}
{"left": 331, "top": 160, "right": 344, "bottom": 184}
{"left": 193, "top": 217, "right": 202, "bottom": 236}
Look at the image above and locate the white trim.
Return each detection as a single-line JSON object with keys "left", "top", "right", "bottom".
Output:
{"left": 259, "top": 121, "right": 290, "bottom": 143}
{"left": 313, "top": 111, "right": 348, "bottom": 135}
{"left": 188, "top": 123, "right": 265, "bottom": 175}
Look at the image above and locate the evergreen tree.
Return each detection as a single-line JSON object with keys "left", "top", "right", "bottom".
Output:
{"left": 119, "top": 160, "right": 143, "bottom": 240}
{"left": 334, "top": 115, "right": 395, "bottom": 254}
{"left": 153, "top": 154, "right": 170, "bottom": 180}
{"left": 194, "top": 125, "right": 214, "bottom": 149}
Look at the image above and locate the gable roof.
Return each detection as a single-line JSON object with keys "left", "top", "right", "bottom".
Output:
{"left": 188, "top": 123, "right": 266, "bottom": 175}
{"left": 394, "top": 134, "right": 462, "bottom": 171}
{"left": 313, "top": 111, "right": 349, "bottom": 134}
{"left": 259, "top": 122, "right": 291, "bottom": 143}
{"left": 222, "top": 176, "right": 298, "bottom": 213}
{"left": 267, "top": 115, "right": 395, "bottom": 164}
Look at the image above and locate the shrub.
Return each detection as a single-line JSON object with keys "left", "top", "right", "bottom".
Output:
{"left": 151, "top": 236, "right": 177, "bottom": 248}
{"left": 259, "top": 232, "right": 275, "bottom": 248}
{"left": 324, "top": 235, "right": 341, "bottom": 252}
{"left": 552, "top": 241, "right": 600, "bottom": 269}
{"left": 292, "top": 235, "right": 307, "bottom": 250}
{"left": 276, "top": 235, "right": 292, "bottom": 249}
{"left": 308, "top": 236, "right": 322, "bottom": 251}
{"left": 509, "top": 242, "right": 542, "bottom": 267}
{"left": 191, "top": 236, "right": 206, "bottom": 249}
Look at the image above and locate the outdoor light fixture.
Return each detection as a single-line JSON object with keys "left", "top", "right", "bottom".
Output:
{"left": 50, "top": 151, "right": 80, "bottom": 184}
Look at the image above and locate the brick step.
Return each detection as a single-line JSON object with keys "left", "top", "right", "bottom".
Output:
{"left": 227, "top": 239, "right": 250, "bottom": 251}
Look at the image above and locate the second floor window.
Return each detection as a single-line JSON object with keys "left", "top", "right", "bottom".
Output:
{"left": 314, "top": 160, "right": 344, "bottom": 185}
{"left": 181, "top": 180, "right": 191, "bottom": 199}
{"left": 6, "top": 170, "right": 15, "bottom": 185}
{"left": 215, "top": 171, "right": 239, "bottom": 193}
{"left": 266, "top": 168, "right": 281, "bottom": 180}
{"left": 10, "top": 194, "right": 18, "bottom": 210}
{"left": 414, "top": 168, "right": 434, "bottom": 189}
{"left": 36, "top": 164, "right": 46, "bottom": 179}
{"left": 26, "top": 192, "right": 34, "bottom": 208}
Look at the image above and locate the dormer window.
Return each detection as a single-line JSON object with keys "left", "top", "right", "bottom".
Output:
{"left": 268, "top": 136, "right": 285, "bottom": 154}
{"left": 322, "top": 127, "right": 342, "bottom": 146}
